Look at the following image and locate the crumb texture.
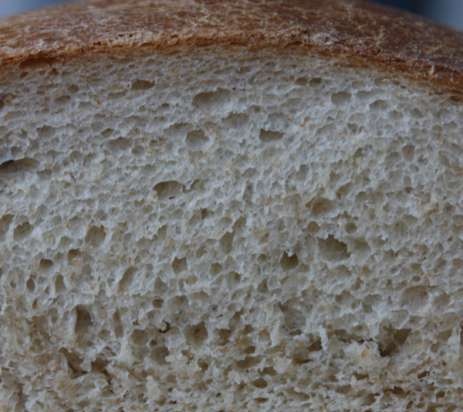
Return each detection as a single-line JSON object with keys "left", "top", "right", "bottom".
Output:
{"left": 0, "top": 50, "right": 463, "bottom": 411}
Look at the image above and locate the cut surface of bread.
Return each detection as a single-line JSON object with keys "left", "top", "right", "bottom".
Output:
{"left": 1, "top": 1, "right": 463, "bottom": 411}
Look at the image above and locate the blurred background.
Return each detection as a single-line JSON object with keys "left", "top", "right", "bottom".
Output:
{"left": 0, "top": 0, "right": 463, "bottom": 31}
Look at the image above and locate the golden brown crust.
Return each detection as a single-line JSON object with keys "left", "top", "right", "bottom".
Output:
{"left": 1, "top": 0, "right": 463, "bottom": 94}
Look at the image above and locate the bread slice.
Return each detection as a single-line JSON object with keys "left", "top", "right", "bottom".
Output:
{"left": 1, "top": 1, "right": 463, "bottom": 410}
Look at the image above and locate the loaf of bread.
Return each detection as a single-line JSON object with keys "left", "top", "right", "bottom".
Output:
{"left": 1, "top": 1, "right": 463, "bottom": 410}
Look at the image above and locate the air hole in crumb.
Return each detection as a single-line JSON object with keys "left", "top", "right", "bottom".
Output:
{"left": 216, "top": 328, "right": 231, "bottom": 346}
{"left": 156, "top": 224, "right": 168, "bottom": 241}
{"left": 345, "top": 222, "right": 357, "bottom": 234}
{"left": 113, "top": 311, "right": 124, "bottom": 338}
{"left": 244, "top": 345, "right": 256, "bottom": 354}
{"left": 437, "top": 329, "right": 452, "bottom": 342}
{"left": 108, "top": 137, "right": 131, "bottom": 151}
{"left": 153, "top": 181, "right": 184, "bottom": 199}
{"left": 154, "top": 277, "right": 167, "bottom": 294}
{"left": 379, "top": 325, "right": 411, "bottom": 357}
{"left": 131, "top": 329, "right": 149, "bottom": 346}
{"left": 165, "top": 122, "right": 191, "bottom": 138}
{"left": 172, "top": 257, "right": 187, "bottom": 274}
{"left": 336, "top": 182, "right": 352, "bottom": 199}
{"left": 192, "top": 88, "right": 231, "bottom": 110}
{"left": 350, "top": 239, "right": 370, "bottom": 257}
{"left": 433, "top": 293, "right": 450, "bottom": 308}
{"left": 67, "top": 249, "right": 82, "bottom": 264}
{"left": 307, "top": 197, "right": 334, "bottom": 215}
{"left": 189, "top": 179, "right": 204, "bottom": 192}
{"left": 0, "top": 214, "right": 13, "bottom": 239}
{"left": 434, "top": 390, "right": 446, "bottom": 400}
{"left": 390, "top": 110, "right": 402, "bottom": 120}
{"left": 309, "top": 77, "right": 323, "bottom": 86}
{"left": 75, "top": 305, "right": 92, "bottom": 337}
{"left": 258, "top": 279, "right": 268, "bottom": 293}
{"left": 385, "top": 151, "right": 400, "bottom": 167}
{"left": 14, "top": 221, "right": 32, "bottom": 240}
{"left": 39, "top": 258, "right": 53, "bottom": 272}
{"left": 261, "top": 367, "right": 277, "bottom": 376}
{"left": 347, "top": 123, "right": 361, "bottom": 134}
{"left": 185, "top": 275, "right": 198, "bottom": 286}
{"left": 331, "top": 91, "right": 351, "bottom": 105}
{"left": 91, "top": 357, "right": 109, "bottom": 376}
{"left": 191, "top": 291, "right": 208, "bottom": 302}
{"left": 186, "top": 129, "right": 209, "bottom": 149}
{"left": 295, "top": 77, "right": 308, "bottom": 86}
{"left": 85, "top": 225, "right": 106, "bottom": 247}
{"left": 226, "top": 271, "right": 241, "bottom": 288}
{"left": 280, "top": 302, "right": 305, "bottom": 335}
{"left": 220, "top": 231, "right": 234, "bottom": 254}
{"left": 185, "top": 322, "right": 208, "bottom": 347}
{"left": 402, "top": 144, "right": 415, "bottom": 161}
{"left": 26, "top": 277, "right": 35, "bottom": 292}
{"left": 118, "top": 266, "right": 136, "bottom": 292}
{"left": 152, "top": 298, "right": 164, "bottom": 308}
{"left": 401, "top": 286, "right": 429, "bottom": 310}
{"left": 318, "top": 235, "right": 350, "bottom": 261}
{"left": 259, "top": 129, "right": 283, "bottom": 142}
{"left": 196, "top": 359, "right": 208, "bottom": 372}
{"left": 224, "top": 112, "right": 249, "bottom": 128}
{"left": 55, "top": 95, "right": 70, "bottom": 105}
{"left": 370, "top": 99, "right": 388, "bottom": 111}
{"left": 362, "top": 394, "right": 376, "bottom": 406}
{"left": 131, "top": 79, "right": 155, "bottom": 90}
{"left": 158, "top": 102, "right": 170, "bottom": 111}
{"left": 152, "top": 345, "right": 169, "bottom": 364}
{"left": 37, "top": 125, "right": 54, "bottom": 138}
{"left": 307, "top": 221, "right": 320, "bottom": 234}
{"left": 55, "top": 274, "right": 65, "bottom": 293}
{"left": 60, "top": 348, "right": 84, "bottom": 377}
{"left": 295, "top": 164, "right": 308, "bottom": 180}
{"left": 235, "top": 355, "right": 261, "bottom": 370}
{"left": 386, "top": 386, "right": 408, "bottom": 398}
{"left": 169, "top": 295, "right": 188, "bottom": 312}
{"left": 0, "top": 158, "right": 37, "bottom": 175}
{"left": 102, "top": 128, "right": 113, "bottom": 138}
{"left": 308, "top": 336, "right": 322, "bottom": 352}
{"left": 210, "top": 263, "right": 222, "bottom": 275}
{"left": 67, "top": 84, "right": 79, "bottom": 93}
{"left": 253, "top": 378, "right": 268, "bottom": 388}
{"left": 280, "top": 252, "right": 299, "bottom": 270}
{"left": 292, "top": 345, "right": 313, "bottom": 365}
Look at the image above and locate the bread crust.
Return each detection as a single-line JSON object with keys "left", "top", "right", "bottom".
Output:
{"left": 1, "top": 0, "right": 463, "bottom": 95}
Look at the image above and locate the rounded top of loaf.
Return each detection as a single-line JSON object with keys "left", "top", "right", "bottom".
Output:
{"left": 1, "top": 0, "right": 463, "bottom": 94}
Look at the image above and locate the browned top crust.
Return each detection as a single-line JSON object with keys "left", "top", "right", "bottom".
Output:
{"left": 1, "top": 0, "right": 463, "bottom": 94}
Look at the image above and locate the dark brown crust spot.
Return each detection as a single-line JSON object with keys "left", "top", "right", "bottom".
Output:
{"left": 18, "top": 53, "right": 58, "bottom": 69}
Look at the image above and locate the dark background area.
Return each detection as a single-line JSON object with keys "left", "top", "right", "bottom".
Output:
{"left": 1, "top": 1, "right": 463, "bottom": 31}
{"left": 375, "top": 0, "right": 463, "bottom": 29}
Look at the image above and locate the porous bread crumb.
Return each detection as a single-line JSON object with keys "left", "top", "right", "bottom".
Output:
{"left": 1, "top": 48, "right": 463, "bottom": 411}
